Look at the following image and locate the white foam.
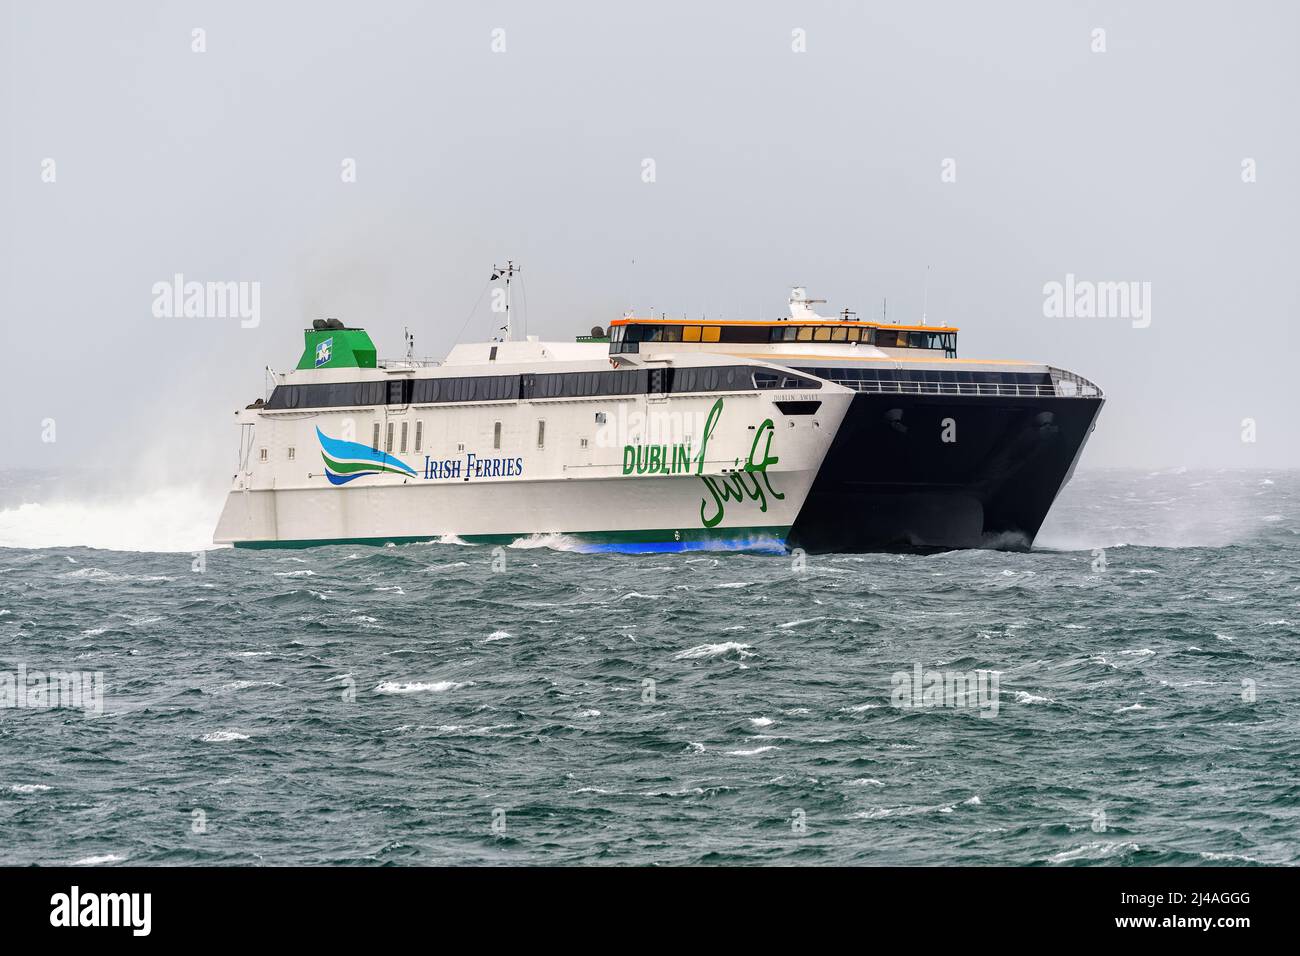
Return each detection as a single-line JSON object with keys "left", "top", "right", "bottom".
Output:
{"left": 199, "top": 731, "right": 250, "bottom": 742}
{"left": 749, "top": 716, "right": 774, "bottom": 727}
{"left": 777, "top": 616, "right": 826, "bottom": 629}
{"left": 508, "top": 532, "right": 583, "bottom": 551}
{"left": 374, "top": 680, "right": 467, "bottom": 694}
{"left": 726, "top": 745, "right": 777, "bottom": 756}
{"left": 1014, "top": 692, "right": 1052, "bottom": 704}
{"left": 8, "top": 783, "right": 51, "bottom": 794}
{"left": 71, "top": 854, "right": 127, "bottom": 866}
{"left": 0, "top": 485, "right": 222, "bottom": 553}
{"left": 674, "top": 641, "right": 753, "bottom": 660}
{"left": 1047, "top": 841, "right": 1139, "bottom": 864}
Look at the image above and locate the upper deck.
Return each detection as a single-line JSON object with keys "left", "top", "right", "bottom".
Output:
{"left": 609, "top": 317, "right": 957, "bottom": 359}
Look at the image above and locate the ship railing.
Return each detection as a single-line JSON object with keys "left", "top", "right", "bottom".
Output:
{"left": 378, "top": 357, "right": 443, "bottom": 368}
{"left": 1046, "top": 366, "right": 1104, "bottom": 398}
{"left": 823, "top": 376, "right": 1103, "bottom": 399}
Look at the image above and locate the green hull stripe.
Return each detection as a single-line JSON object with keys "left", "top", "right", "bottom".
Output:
{"left": 231, "top": 525, "right": 791, "bottom": 551}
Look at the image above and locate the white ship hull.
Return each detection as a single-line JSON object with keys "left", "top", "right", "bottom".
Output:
{"left": 214, "top": 350, "right": 851, "bottom": 552}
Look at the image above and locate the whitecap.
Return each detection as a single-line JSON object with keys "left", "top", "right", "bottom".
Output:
{"left": 674, "top": 641, "right": 753, "bottom": 660}
{"left": 71, "top": 854, "right": 126, "bottom": 866}
{"left": 749, "top": 716, "right": 774, "bottom": 727}
{"left": 374, "top": 680, "right": 467, "bottom": 694}
{"left": 1047, "top": 842, "right": 1139, "bottom": 864}
{"left": 1014, "top": 692, "right": 1052, "bottom": 705}
{"left": 777, "top": 616, "right": 825, "bottom": 629}
{"left": 199, "top": 731, "right": 250, "bottom": 742}
{"left": 8, "top": 784, "right": 51, "bottom": 794}
{"left": 726, "top": 745, "right": 777, "bottom": 756}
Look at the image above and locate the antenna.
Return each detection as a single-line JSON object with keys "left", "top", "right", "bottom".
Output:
{"left": 404, "top": 326, "right": 415, "bottom": 363}
{"left": 921, "top": 265, "right": 931, "bottom": 326}
{"left": 490, "top": 260, "right": 521, "bottom": 342}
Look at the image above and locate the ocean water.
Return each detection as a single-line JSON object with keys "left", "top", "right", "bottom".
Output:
{"left": 0, "top": 468, "right": 1297, "bottom": 866}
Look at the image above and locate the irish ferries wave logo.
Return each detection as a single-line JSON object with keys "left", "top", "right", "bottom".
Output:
{"left": 317, "top": 428, "right": 416, "bottom": 485}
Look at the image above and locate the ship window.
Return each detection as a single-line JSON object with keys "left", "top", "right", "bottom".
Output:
{"left": 385, "top": 422, "right": 394, "bottom": 453}
{"left": 537, "top": 420, "right": 545, "bottom": 449}
{"left": 259, "top": 447, "right": 268, "bottom": 462}
{"left": 782, "top": 326, "right": 798, "bottom": 342}
{"left": 813, "top": 327, "right": 832, "bottom": 342}
{"left": 683, "top": 325, "right": 702, "bottom": 342}
{"left": 719, "top": 325, "right": 772, "bottom": 344}
{"left": 400, "top": 421, "right": 408, "bottom": 453}
{"left": 288, "top": 447, "right": 295, "bottom": 460}
{"left": 701, "top": 326, "right": 721, "bottom": 343}
{"left": 494, "top": 421, "right": 502, "bottom": 449}
{"left": 415, "top": 420, "right": 423, "bottom": 452}
{"left": 831, "top": 327, "right": 847, "bottom": 342}
{"left": 796, "top": 326, "right": 813, "bottom": 342}
{"left": 372, "top": 423, "right": 381, "bottom": 450}
{"left": 845, "top": 327, "right": 861, "bottom": 342}
{"left": 662, "top": 325, "right": 683, "bottom": 342}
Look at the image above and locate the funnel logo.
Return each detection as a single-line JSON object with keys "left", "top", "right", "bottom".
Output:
{"left": 317, "top": 428, "right": 416, "bottom": 485}
{"left": 314, "top": 337, "right": 333, "bottom": 367}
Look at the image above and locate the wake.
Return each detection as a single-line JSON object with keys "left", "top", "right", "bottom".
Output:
{"left": 0, "top": 485, "right": 223, "bottom": 553}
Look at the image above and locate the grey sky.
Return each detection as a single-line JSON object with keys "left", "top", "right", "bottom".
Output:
{"left": 4, "top": 0, "right": 1297, "bottom": 489}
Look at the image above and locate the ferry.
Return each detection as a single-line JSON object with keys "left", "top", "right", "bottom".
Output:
{"left": 212, "top": 282, "right": 853, "bottom": 552}
{"left": 214, "top": 269, "right": 1101, "bottom": 554}
{"left": 608, "top": 289, "right": 1104, "bottom": 551}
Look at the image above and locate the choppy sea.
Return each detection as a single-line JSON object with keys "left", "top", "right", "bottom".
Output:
{"left": 0, "top": 468, "right": 1296, "bottom": 866}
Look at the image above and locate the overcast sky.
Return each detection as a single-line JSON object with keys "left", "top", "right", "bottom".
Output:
{"left": 4, "top": 0, "right": 1297, "bottom": 488}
